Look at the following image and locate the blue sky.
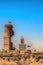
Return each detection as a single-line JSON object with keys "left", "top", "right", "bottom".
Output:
{"left": 0, "top": 0, "right": 43, "bottom": 52}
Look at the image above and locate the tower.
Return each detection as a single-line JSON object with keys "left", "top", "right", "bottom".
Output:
{"left": 4, "top": 22, "right": 14, "bottom": 52}
{"left": 19, "top": 37, "right": 26, "bottom": 50}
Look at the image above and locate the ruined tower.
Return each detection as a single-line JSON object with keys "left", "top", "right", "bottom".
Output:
{"left": 4, "top": 22, "right": 14, "bottom": 51}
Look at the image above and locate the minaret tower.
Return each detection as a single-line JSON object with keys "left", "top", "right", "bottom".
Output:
{"left": 19, "top": 36, "right": 26, "bottom": 50}
{"left": 4, "top": 22, "right": 14, "bottom": 52}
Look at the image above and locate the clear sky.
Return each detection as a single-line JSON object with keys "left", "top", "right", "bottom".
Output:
{"left": 0, "top": 0, "right": 43, "bottom": 52}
